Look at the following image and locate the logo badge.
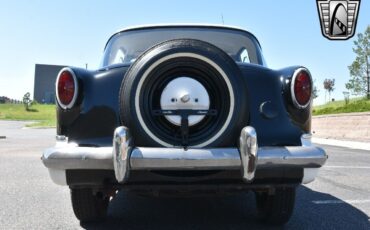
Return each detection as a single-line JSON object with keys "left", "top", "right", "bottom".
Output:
{"left": 317, "top": 0, "right": 361, "bottom": 40}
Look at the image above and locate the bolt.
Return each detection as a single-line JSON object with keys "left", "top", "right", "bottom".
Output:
{"left": 195, "top": 98, "right": 199, "bottom": 103}
{"left": 181, "top": 94, "right": 190, "bottom": 103}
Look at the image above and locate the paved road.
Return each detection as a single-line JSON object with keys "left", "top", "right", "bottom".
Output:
{"left": 0, "top": 120, "right": 369, "bottom": 229}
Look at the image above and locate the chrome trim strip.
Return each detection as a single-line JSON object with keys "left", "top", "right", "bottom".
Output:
{"left": 42, "top": 145, "right": 113, "bottom": 170}
{"left": 113, "top": 126, "right": 132, "bottom": 183}
{"left": 55, "top": 67, "right": 79, "bottom": 110}
{"left": 290, "top": 67, "right": 313, "bottom": 109}
{"left": 129, "top": 146, "right": 327, "bottom": 170}
{"left": 42, "top": 145, "right": 327, "bottom": 171}
{"left": 239, "top": 126, "right": 258, "bottom": 182}
{"left": 257, "top": 146, "right": 327, "bottom": 168}
{"left": 114, "top": 24, "right": 251, "bottom": 35}
{"left": 130, "top": 147, "right": 241, "bottom": 170}
{"left": 104, "top": 24, "right": 262, "bottom": 50}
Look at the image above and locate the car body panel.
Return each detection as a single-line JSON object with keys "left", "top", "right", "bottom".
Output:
{"left": 57, "top": 63, "right": 309, "bottom": 147}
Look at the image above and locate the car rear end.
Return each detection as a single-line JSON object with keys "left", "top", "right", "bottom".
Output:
{"left": 42, "top": 25, "right": 327, "bottom": 225}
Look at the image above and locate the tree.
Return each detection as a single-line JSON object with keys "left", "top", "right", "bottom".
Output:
{"left": 346, "top": 26, "right": 370, "bottom": 99}
{"left": 323, "top": 78, "right": 335, "bottom": 102}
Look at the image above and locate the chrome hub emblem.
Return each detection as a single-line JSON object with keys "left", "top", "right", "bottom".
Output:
{"left": 180, "top": 94, "right": 190, "bottom": 103}
{"left": 160, "top": 77, "right": 210, "bottom": 126}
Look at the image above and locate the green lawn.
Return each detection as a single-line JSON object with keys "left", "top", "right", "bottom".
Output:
{"left": 0, "top": 104, "right": 56, "bottom": 127}
{"left": 313, "top": 98, "right": 370, "bottom": 116}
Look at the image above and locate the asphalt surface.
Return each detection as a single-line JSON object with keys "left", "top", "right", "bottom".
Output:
{"left": 0, "top": 120, "right": 369, "bottom": 230}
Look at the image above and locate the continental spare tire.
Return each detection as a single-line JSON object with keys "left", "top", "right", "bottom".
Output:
{"left": 119, "top": 39, "right": 248, "bottom": 147}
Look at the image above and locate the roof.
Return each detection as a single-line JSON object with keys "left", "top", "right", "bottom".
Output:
{"left": 104, "top": 24, "right": 261, "bottom": 50}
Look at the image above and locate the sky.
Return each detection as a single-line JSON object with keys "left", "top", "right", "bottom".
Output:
{"left": 0, "top": 0, "right": 369, "bottom": 105}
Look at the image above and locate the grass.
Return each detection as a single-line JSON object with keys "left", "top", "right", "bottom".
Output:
{"left": 313, "top": 98, "right": 370, "bottom": 116}
{"left": 0, "top": 104, "right": 56, "bottom": 127}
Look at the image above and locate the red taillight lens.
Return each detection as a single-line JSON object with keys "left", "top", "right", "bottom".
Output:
{"left": 56, "top": 69, "right": 77, "bottom": 108}
{"left": 292, "top": 70, "right": 312, "bottom": 108}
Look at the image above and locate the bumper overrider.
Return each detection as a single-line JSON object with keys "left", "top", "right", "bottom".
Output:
{"left": 42, "top": 126, "right": 327, "bottom": 185}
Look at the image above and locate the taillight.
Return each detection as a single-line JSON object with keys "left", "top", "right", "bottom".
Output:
{"left": 56, "top": 68, "right": 78, "bottom": 109}
{"left": 291, "top": 68, "right": 312, "bottom": 108}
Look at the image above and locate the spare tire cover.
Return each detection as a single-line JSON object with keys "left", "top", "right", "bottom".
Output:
{"left": 119, "top": 39, "right": 249, "bottom": 147}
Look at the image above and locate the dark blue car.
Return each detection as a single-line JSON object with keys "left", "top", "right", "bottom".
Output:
{"left": 42, "top": 24, "right": 327, "bottom": 225}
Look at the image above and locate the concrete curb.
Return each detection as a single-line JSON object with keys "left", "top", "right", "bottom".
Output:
{"left": 22, "top": 126, "right": 56, "bottom": 129}
{"left": 312, "top": 137, "right": 370, "bottom": 151}
{"left": 313, "top": 111, "right": 370, "bottom": 118}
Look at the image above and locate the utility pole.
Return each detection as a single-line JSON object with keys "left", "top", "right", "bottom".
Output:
{"left": 367, "top": 53, "right": 370, "bottom": 99}
{"left": 221, "top": 14, "right": 224, "bottom": 25}
{"left": 85, "top": 63, "right": 88, "bottom": 70}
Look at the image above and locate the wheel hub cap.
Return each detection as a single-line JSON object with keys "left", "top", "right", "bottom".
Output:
{"left": 160, "top": 77, "right": 210, "bottom": 126}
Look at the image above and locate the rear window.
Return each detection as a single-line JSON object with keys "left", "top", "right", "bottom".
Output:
{"left": 102, "top": 27, "right": 263, "bottom": 67}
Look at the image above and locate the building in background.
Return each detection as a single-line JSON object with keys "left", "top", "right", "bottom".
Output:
{"left": 34, "top": 64, "right": 66, "bottom": 104}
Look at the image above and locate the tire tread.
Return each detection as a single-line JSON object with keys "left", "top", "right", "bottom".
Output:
{"left": 256, "top": 187, "right": 296, "bottom": 225}
{"left": 70, "top": 188, "right": 108, "bottom": 222}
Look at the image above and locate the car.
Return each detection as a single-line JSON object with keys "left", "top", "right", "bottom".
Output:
{"left": 42, "top": 24, "right": 327, "bottom": 225}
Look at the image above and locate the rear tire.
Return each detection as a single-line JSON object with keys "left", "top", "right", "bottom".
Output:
{"left": 70, "top": 188, "right": 109, "bottom": 222}
{"left": 255, "top": 187, "right": 296, "bottom": 225}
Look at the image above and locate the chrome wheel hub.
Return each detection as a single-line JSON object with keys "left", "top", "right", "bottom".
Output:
{"left": 160, "top": 77, "right": 210, "bottom": 126}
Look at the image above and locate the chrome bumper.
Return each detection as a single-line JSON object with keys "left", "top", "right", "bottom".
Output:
{"left": 42, "top": 126, "right": 327, "bottom": 183}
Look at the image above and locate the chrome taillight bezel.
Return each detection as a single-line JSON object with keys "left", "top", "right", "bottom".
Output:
{"left": 290, "top": 68, "right": 313, "bottom": 109}
{"left": 55, "top": 67, "right": 78, "bottom": 109}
